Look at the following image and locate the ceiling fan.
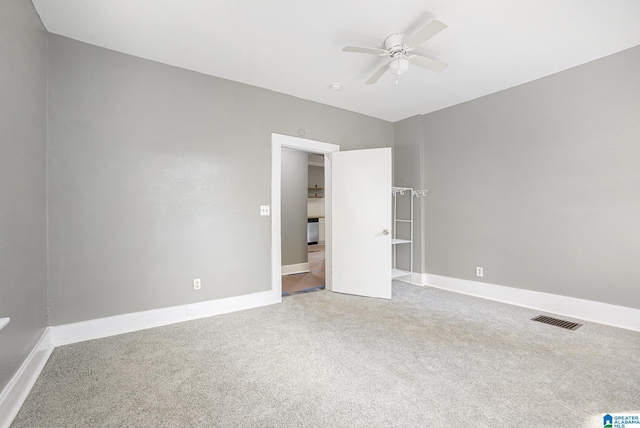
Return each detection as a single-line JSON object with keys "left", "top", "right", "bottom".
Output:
{"left": 342, "top": 19, "right": 448, "bottom": 85}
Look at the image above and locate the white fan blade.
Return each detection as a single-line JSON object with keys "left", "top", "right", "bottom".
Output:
{"left": 365, "top": 63, "right": 390, "bottom": 85}
{"left": 409, "top": 54, "right": 448, "bottom": 73}
{"left": 342, "top": 46, "right": 388, "bottom": 56}
{"left": 405, "top": 20, "right": 447, "bottom": 49}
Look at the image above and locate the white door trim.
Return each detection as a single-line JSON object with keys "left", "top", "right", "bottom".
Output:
{"left": 271, "top": 133, "right": 339, "bottom": 299}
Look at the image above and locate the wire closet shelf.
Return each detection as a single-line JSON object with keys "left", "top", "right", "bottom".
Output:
{"left": 391, "top": 187, "right": 428, "bottom": 281}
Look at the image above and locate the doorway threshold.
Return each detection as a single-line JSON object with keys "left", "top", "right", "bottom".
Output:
{"left": 282, "top": 285, "right": 326, "bottom": 297}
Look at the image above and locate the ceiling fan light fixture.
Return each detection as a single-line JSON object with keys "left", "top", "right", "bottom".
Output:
{"left": 389, "top": 56, "right": 409, "bottom": 76}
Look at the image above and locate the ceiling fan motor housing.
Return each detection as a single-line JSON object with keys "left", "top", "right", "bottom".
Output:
{"left": 384, "top": 33, "right": 409, "bottom": 55}
{"left": 385, "top": 33, "right": 410, "bottom": 75}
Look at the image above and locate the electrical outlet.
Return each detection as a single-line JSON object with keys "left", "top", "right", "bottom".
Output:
{"left": 193, "top": 278, "right": 201, "bottom": 290}
{"left": 260, "top": 205, "right": 270, "bottom": 216}
{"left": 476, "top": 267, "right": 484, "bottom": 278}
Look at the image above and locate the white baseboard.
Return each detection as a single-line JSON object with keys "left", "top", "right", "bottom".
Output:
{"left": 0, "top": 328, "right": 54, "bottom": 428}
{"left": 51, "top": 289, "right": 280, "bottom": 347}
{"left": 281, "top": 262, "right": 310, "bottom": 276}
{"left": 409, "top": 272, "right": 424, "bottom": 286}
{"left": 393, "top": 272, "right": 424, "bottom": 286}
{"left": 422, "top": 273, "right": 640, "bottom": 332}
{"left": 0, "top": 290, "right": 280, "bottom": 427}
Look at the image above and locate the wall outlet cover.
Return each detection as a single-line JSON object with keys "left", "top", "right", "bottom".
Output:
{"left": 476, "top": 267, "right": 484, "bottom": 277}
{"left": 193, "top": 278, "right": 201, "bottom": 290}
{"left": 260, "top": 205, "right": 270, "bottom": 216}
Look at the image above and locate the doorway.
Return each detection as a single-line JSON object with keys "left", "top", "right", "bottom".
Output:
{"left": 281, "top": 152, "right": 326, "bottom": 295}
{"left": 270, "top": 134, "right": 339, "bottom": 300}
{"left": 271, "top": 133, "right": 393, "bottom": 301}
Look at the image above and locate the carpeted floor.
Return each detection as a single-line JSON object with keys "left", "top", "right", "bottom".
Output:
{"left": 12, "top": 282, "right": 640, "bottom": 427}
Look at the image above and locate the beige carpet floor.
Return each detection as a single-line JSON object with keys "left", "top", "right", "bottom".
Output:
{"left": 11, "top": 282, "right": 640, "bottom": 427}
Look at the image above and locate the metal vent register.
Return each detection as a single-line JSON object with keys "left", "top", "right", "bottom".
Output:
{"left": 531, "top": 315, "right": 582, "bottom": 331}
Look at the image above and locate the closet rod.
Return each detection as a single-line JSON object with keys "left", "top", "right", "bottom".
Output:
{"left": 391, "top": 187, "right": 428, "bottom": 197}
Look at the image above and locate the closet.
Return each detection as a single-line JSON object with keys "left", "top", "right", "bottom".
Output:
{"left": 391, "top": 187, "right": 428, "bottom": 282}
{"left": 391, "top": 187, "right": 413, "bottom": 280}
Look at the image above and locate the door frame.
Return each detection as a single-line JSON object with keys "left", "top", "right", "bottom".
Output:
{"left": 271, "top": 133, "right": 339, "bottom": 300}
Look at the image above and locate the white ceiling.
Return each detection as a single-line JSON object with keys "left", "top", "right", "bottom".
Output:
{"left": 32, "top": 0, "right": 640, "bottom": 122}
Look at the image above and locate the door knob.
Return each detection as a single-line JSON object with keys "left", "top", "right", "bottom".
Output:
{"left": 383, "top": 229, "right": 390, "bottom": 235}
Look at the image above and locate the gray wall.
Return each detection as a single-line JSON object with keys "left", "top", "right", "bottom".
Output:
{"left": 419, "top": 45, "right": 640, "bottom": 309}
{"left": 281, "top": 148, "right": 308, "bottom": 266}
{"left": 393, "top": 116, "right": 426, "bottom": 273}
{"left": 0, "top": 0, "right": 49, "bottom": 392}
{"left": 47, "top": 35, "right": 394, "bottom": 325}
{"left": 308, "top": 165, "right": 324, "bottom": 193}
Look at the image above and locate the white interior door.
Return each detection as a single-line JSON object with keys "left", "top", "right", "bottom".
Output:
{"left": 331, "top": 147, "right": 392, "bottom": 299}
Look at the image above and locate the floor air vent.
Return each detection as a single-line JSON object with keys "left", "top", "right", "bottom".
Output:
{"left": 531, "top": 315, "right": 582, "bottom": 331}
